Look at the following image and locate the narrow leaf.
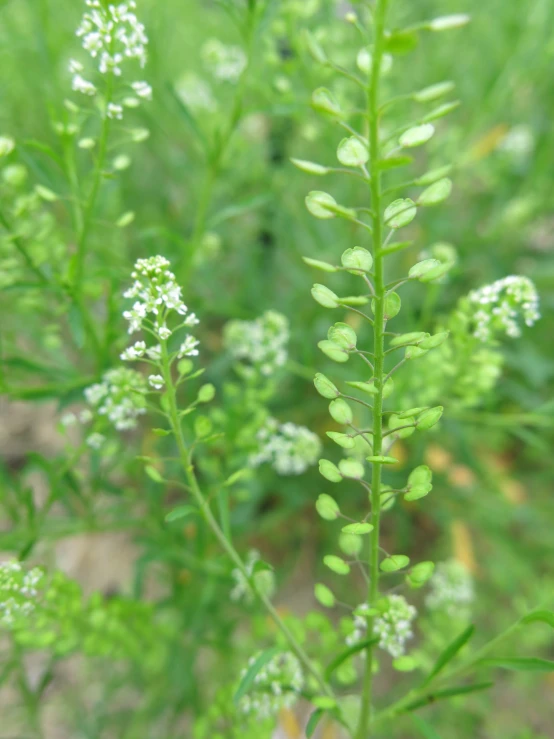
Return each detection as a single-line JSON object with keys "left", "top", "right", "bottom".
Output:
{"left": 325, "top": 638, "right": 378, "bottom": 681}
{"left": 521, "top": 610, "right": 554, "bottom": 629}
{"left": 405, "top": 682, "right": 493, "bottom": 712}
{"left": 306, "top": 709, "right": 324, "bottom": 737}
{"left": 423, "top": 625, "right": 474, "bottom": 686}
{"left": 234, "top": 647, "right": 281, "bottom": 704}
{"left": 480, "top": 657, "right": 554, "bottom": 672}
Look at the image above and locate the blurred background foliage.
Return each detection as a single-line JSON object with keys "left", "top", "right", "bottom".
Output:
{"left": 0, "top": 0, "right": 553, "bottom": 736}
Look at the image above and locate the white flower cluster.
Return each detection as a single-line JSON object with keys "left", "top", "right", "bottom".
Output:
{"left": 374, "top": 596, "right": 417, "bottom": 658}
{"left": 346, "top": 597, "right": 416, "bottom": 658}
{"left": 425, "top": 560, "right": 474, "bottom": 618}
{"left": 121, "top": 256, "right": 199, "bottom": 341}
{"left": 84, "top": 367, "right": 147, "bottom": 430}
{"left": 468, "top": 275, "right": 540, "bottom": 342}
{"left": 175, "top": 72, "right": 217, "bottom": 113}
{"left": 224, "top": 310, "right": 289, "bottom": 376}
{"left": 0, "top": 560, "right": 43, "bottom": 628}
{"left": 202, "top": 39, "right": 247, "bottom": 83}
{"left": 71, "top": 1, "right": 151, "bottom": 116}
{"left": 230, "top": 550, "right": 275, "bottom": 603}
{"left": 249, "top": 418, "right": 321, "bottom": 476}
{"left": 239, "top": 651, "right": 303, "bottom": 720}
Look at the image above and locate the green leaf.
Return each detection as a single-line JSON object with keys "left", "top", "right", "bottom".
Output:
{"left": 165, "top": 505, "right": 197, "bottom": 523}
{"left": 405, "top": 682, "right": 493, "bottom": 712}
{"left": 411, "top": 714, "right": 443, "bottom": 739}
{"left": 324, "top": 638, "right": 378, "bottom": 681}
{"left": 480, "top": 657, "right": 554, "bottom": 672}
{"left": 234, "top": 647, "right": 281, "bottom": 704}
{"left": 208, "top": 193, "right": 272, "bottom": 227}
{"left": 306, "top": 709, "right": 324, "bottom": 738}
{"left": 520, "top": 610, "right": 554, "bottom": 629}
{"left": 423, "top": 625, "right": 474, "bottom": 686}
{"left": 68, "top": 304, "right": 85, "bottom": 349}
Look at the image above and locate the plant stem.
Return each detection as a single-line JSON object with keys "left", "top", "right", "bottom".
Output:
{"left": 73, "top": 76, "right": 113, "bottom": 290}
{"left": 158, "top": 341, "right": 334, "bottom": 700}
{"left": 357, "top": 1, "right": 389, "bottom": 736}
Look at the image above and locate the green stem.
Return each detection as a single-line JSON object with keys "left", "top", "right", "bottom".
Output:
{"left": 0, "top": 207, "right": 49, "bottom": 284}
{"left": 357, "top": 2, "right": 389, "bottom": 737}
{"left": 181, "top": 10, "right": 257, "bottom": 282}
{"left": 158, "top": 340, "right": 334, "bottom": 700}
{"left": 73, "top": 75, "right": 113, "bottom": 289}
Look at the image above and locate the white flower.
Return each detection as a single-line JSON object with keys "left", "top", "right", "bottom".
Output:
{"left": 107, "top": 103, "right": 124, "bottom": 120}
{"left": 132, "top": 80, "right": 152, "bottom": 99}
{"left": 122, "top": 301, "right": 147, "bottom": 333}
{"left": 72, "top": 73, "right": 97, "bottom": 95}
{"left": 69, "top": 58, "right": 84, "bottom": 73}
{"left": 157, "top": 325, "right": 172, "bottom": 340}
{"left": 86, "top": 432, "right": 106, "bottom": 449}
{"left": 175, "top": 72, "right": 216, "bottom": 113}
{"left": 60, "top": 412, "right": 77, "bottom": 427}
{"left": 238, "top": 651, "right": 303, "bottom": 719}
{"left": 148, "top": 374, "right": 164, "bottom": 390}
{"left": 224, "top": 311, "right": 289, "bottom": 376}
{"left": 84, "top": 368, "right": 147, "bottom": 431}
{"left": 178, "top": 335, "right": 200, "bottom": 358}
{"left": 120, "top": 340, "right": 146, "bottom": 361}
{"left": 425, "top": 560, "right": 474, "bottom": 618}
{"left": 202, "top": 38, "right": 247, "bottom": 83}
{"left": 184, "top": 312, "right": 199, "bottom": 327}
{"left": 0, "top": 136, "right": 15, "bottom": 157}
{"left": 76, "top": 0, "right": 148, "bottom": 74}
{"left": 146, "top": 344, "right": 162, "bottom": 361}
{"left": 467, "top": 275, "right": 540, "bottom": 342}
{"left": 249, "top": 418, "right": 321, "bottom": 476}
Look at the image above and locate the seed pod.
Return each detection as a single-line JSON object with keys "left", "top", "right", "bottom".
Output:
{"left": 319, "top": 459, "right": 342, "bottom": 483}
{"left": 329, "top": 398, "right": 353, "bottom": 425}
{"left": 314, "top": 373, "right": 340, "bottom": 398}
{"left": 341, "top": 246, "right": 373, "bottom": 273}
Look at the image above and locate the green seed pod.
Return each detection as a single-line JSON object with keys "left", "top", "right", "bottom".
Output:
{"left": 197, "top": 383, "right": 215, "bottom": 403}
{"left": 408, "top": 465, "right": 433, "bottom": 487}
{"left": 326, "top": 431, "right": 355, "bottom": 449}
{"left": 372, "top": 292, "right": 401, "bottom": 319}
{"left": 408, "top": 259, "right": 442, "bottom": 280}
{"left": 315, "top": 493, "right": 340, "bottom": 520}
{"left": 311, "top": 87, "right": 342, "bottom": 116}
{"left": 380, "top": 486, "right": 396, "bottom": 511}
{"left": 389, "top": 413, "right": 415, "bottom": 439}
{"left": 314, "top": 373, "right": 340, "bottom": 398}
{"left": 341, "top": 246, "right": 373, "bottom": 273}
{"left": 415, "top": 164, "right": 453, "bottom": 186}
{"left": 399, "top": 123, "right": 435, "bottom": 148}
{"left": 413, "top": 81, "right": 455, "bottom": 103}
{"left": 389, "top": 331, "right": 429, "bottom": 347}
{"left": 339, "top": 532, "right": 363, "bottom": 557}
{"left": 419, "top": 261, "right": 452, "bottom": 282}
{"left": 338, "top": 458, "right": 364, "bottom": 479}
{"left": 345, "top": 380, "right": 378, "bottom": 395}
{"left": 314, "top": 583, "right": 336, "bottom": 608}
{"left": 419, "top": 331, "right": 449, "bottom": 350}
{"left": 318, "top": 340, "right": 349, "bottom": 363}
{"left": 384, "top": 198, "right": 417, "bottom": 229}
{"left": 337, "top": 136, "right": 369, "bottom": 167}
{"left": 418, "top": 178, "right": 453, "bottom": 207}
{"left": 380, "top": 554, "right": 410, "bottom": 572}
{"left": 342, "top": 522, "right": 373, "bottom": 535}
{"left": 319, "top": 459, "right": 342, "bottom": 483}
{"left": 302, "top": 256, "right": 337, "bottom": 272}
{"left": 323, "top": 555, "right": 350, "bottom": 575}
{"left": 405, "top": 345, "right": 429, "bottom": 360}
{"left": 292, "top": 158, "right": 330, "bottom": 176}
{"left": 329, "top": 398, "right": 353, "bottom": 425}
{"left": 311, "top": 284, "right": 339, "bottom": 308}
{"left": 404, "top": 483, "right": 432, "bottom": 501}
{"left": 328, "top": 322, "right": 357, "bottom": 349}
{"left": 407, "top": 561, "right": 435, "bottom": 588}
{"left": 305, "top": 191, "right": 337, "bottom": 219}
{"left": 417, "top": 406, "right": 444, "bottom": 429}
{"left": 397, "top": 407, "right": 426, "bottom": 419}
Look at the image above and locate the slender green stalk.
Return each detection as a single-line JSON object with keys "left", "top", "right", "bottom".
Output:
{"left": 158, "top": 339, "right": 334, "bottom": 700}
{"left": 181, "top": 9, "right": 257, "bottom": 282}
{"left": 73, "top": 75, "right": 113, "bottom": 290}
{"left": 357, "top": 2, "right": 390, "bottom": 736}
{"left": 0, "top": 207, "right": 49, "bottom": 285}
